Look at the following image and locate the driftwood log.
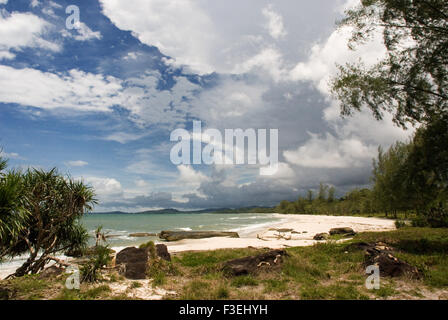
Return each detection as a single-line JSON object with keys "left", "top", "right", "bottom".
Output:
{"left": 129, "top": 233, "right": 157, "bottom": 237}
{"left": 159, "top": 230, "right": 239, "bottom": 242}
{"left": 222, "top": 249, "right": 288, "bottom": 276}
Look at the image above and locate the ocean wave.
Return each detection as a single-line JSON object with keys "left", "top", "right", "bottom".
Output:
{"left": 176, "top": 227, "right": 192, "bottom": 231}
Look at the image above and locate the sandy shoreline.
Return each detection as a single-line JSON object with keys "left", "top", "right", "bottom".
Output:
{"left": 0, "top": 214, "right": 396, "bottom": 279}
{"left": 164, "top": 214, "right": 396, "bottom": 253}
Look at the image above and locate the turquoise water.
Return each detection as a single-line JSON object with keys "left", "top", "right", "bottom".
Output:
{"left": 82, "top": 213, "right": 281, "bottom": 248}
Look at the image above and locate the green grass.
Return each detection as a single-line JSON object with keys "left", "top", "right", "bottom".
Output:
{"left": 56, "top": 285, "right": 111, "bottom": 300}
{"left": 231, "top": 275, "right": 258, "bottom": 288}
{"left": 2, "top": 227, "right": 448, "bottom": 300}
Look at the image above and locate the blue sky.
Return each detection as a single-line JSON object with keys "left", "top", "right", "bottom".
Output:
{"left": 0, "top": 0, "right": 411, "bottom": 211}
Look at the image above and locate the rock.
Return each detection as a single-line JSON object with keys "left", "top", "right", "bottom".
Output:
{"left": 222, "top": 249, "right": 287, "bottom": 276}
{"left": 155, "top": 244, "right": 171, "bottom": 261}
{"left": 313, "top": 233, "right": 329, "bottom": 240}
{"left": 366, "top": 250, "right": 420, "bottom": 278}
{"left": 329, "top": 227, "right": 357, "bottom": 236}
{"left": 116, "top": 247, "right": 149, "bottom": 279}
{"left": 159, "top": 230, "right": 239, "bottom": 242}
{"left": 348, "top": 242, "right": 419, "bottom": 278}
{"left": 129, "top": 233, "right": 157, "bottom": 237}
{"left": 38, "top": 265, "right": 64, "bottom": 279}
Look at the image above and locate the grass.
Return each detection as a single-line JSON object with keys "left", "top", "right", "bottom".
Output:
{"left": 2, "top": 227, "right": 448, "bottom": 300}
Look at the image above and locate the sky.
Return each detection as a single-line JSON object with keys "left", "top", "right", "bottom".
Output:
{"left": 0, "top": 0, "right": 412, "bottom": 212}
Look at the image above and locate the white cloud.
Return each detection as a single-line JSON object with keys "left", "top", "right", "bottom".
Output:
{"left": 233, "top": 47, "right": 285, "bottom": 82}
{"left": 30, "top": 0, "right": 40, "bottom": 8}
{"left": 102, "top": 132, "right": 146, "bottom": 144}
{"left": 177, "top": 165, "right": 209, "bottom": 185}
{"left": 100, "top": 0, "right": 216, "bottom": 74}
{"left": 284, "top": 133, "right": 377, "bottom": 169}
{"left": 262, "top": 4, "right": 287, "bottom": 40}
{"left": 99, "top": 0, "right": 304, "bottom": 75}
{"left": 0, "top": 11, "right": 60, "bottom": 59}
{"left": 0, "top": 0, "right": 8, "bottom": 5}
{"left": 0, "top": 150, "right": 22, "bottom": 159}
{"left": 135, "top": 179, "right": 148, "bottom": 188}
{"left": 289, "top": 26, "right": 385, "bottom": 95}
{"left": 61, "top": 22, "right": 102, "bottom": 41}
{"left": 66, "top": 160, "right": 88, "bottom": 167}
{"left": 83, "top": 177, "right": 124, "bottom": 199}
{"left": 0, "top": 65, "right": 123, "bottom": 112}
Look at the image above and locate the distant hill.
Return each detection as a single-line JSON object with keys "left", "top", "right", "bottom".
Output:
{"left": 92, "top": 206, "right": 275, "bottom": 215}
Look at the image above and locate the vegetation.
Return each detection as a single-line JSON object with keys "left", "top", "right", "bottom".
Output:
{"left": 80, "top": 245, "right": 113, "bottom": 283}
{"left": 0, "top": 156, "right": 97, "bottom": 277}
{"left": 326, "top": 0, "right": 448, "bottom": 226}
{"left": 332, "top": 0, "right": 448, "bottom": 128}
{"left": 275, "top": 122, "right": 448, "bottom": 227}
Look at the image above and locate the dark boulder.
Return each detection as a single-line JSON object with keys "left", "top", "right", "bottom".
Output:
{"left": 365, "top": 246, "right": 419, "bottom": 278}
{"left": 348, "top": 241, "right": 420, "bottom": 278}
{"left": 313, "top": 233, "right": 329, "bottom": 240}
{"left": 222, "top": 249, "right": 287, "bottom": 276}
{"left": 159, "top": 230, "right": 239, "bottom": 242}
{"left": 329, "top": 227, "right": 357, "bottom": 236}
{"left": 116, "top": 247, "right": 149, "bottom": 279}
{"left": 156, "top": 244, "right": 171, "bottom": 261}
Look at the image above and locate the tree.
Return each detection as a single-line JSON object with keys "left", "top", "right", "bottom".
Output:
{"left": 8, "top": 169, "right": 97, "bottom": 277}
{"left": 372, "top": 142, "right": 413, "bottom": 217}
{"left": 328, "top": 187, "right": 336, "bottom": 203}
{"left": 317, "top": 183, "right": 329, "bottom": 201}
{"left": 306, "top": 190, "right": 314, "bottom": 202}
{"left": 332, "top": 0, "right": 448, "bottom": 128}
{"left": 0, "top": 157, "right": 28, "bottom": 261}
{"left": 406, "top": 115, "right": 448, "bottom": 224}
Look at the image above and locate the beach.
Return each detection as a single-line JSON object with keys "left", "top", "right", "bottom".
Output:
{"left": 164, "top": 214, "right": 396, "bottom": 252}
{"left": 0, "top": 214, "right": 395, "bottom": 279}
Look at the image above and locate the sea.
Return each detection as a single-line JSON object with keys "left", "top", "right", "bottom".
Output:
{"left": 82, "top": 212, "right": 282, "bottom": 247}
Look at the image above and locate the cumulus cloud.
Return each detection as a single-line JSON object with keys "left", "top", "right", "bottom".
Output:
{"left": 0, "top": 65, "right": 122, "bottom": 111}
{"left": 284, "top": 133, "right": 376, "bottom": 169}
{"left": 30, "top": 0, "right": 40, "bottom": 8}
{"left": 0, "top": 150, "right": 22, "bottom": 160}
{"left": 83, "top": 176, "right": 124, "bottom": 199}
{"left": 0, "top": 10, "right": 60, "bottom": 60}
{"left": 177, "top": 165, "right": 209, "bottom": 186}
{"left": 66, "top": 160, "right": 88, "bottom": 167}
{"left": 262, "top": 4, "right": 287, "bottom": 40}
{"left": 61, "top": 22, "right": 102, "bottom": 41}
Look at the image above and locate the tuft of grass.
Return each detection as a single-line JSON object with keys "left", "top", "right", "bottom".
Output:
{"left": 231, "top": 275, "right": 258, "bottom": 288}
{"left": 262, "top": 279, "right": 289, "bottom": 293}
{"left": 181, "top": 280, "right": 211, "bottom": 300}
{"left": 83, "top": 285, "right": 111, "bottom": 299}
{"left": 139, "top": 241, "right": 156, "bottom": 259}
{"left": 152, "top": 271, "right": 166, "bottom": 287}
{"left": 56, "top": 285, "right": 111, "bottom": 300}
{"left": 129, "top": 281, "right": 142, "bottom": 289}
{"left": 215, "top": 285, "right": 230, "bottom": 299}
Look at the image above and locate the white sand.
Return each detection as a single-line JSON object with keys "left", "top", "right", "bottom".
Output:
{"left": 165, "top": 214, "right": 396, "bottom": 252}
